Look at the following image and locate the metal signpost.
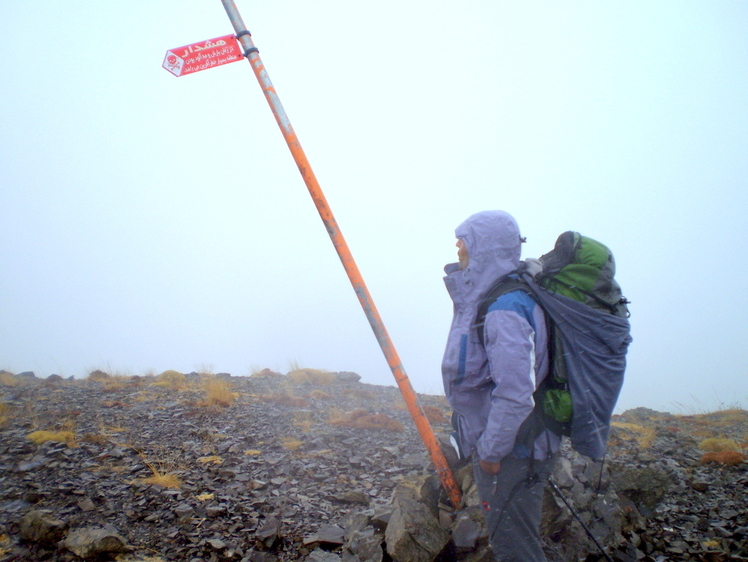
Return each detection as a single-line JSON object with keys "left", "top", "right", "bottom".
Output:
{"left": 163, "top": 1, "right": 462, "bottom": 509}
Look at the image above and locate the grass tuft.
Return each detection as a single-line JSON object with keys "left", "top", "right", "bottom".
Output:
{"left": 700, "top": 451, "right": 746, "bottom": 466}
{"left": 287, "top": 368, "right": 335, "bottom": 385}
{"left": 201, "top": 377, "right": 235, "bottom": 407}
{"left": 135, "top": 459, "right": 182, "bottom": 489}
{"left": 292, "top": 411, "right": 313, "bottom": 433}
{"left": 330, "top": 409, "right": 405, "bottom": 432}
{"left": 698, "top": 437, "right": 742, "bottom": 453}
{"left": 310, "top": 390, "right": 331, "bottom": 400}
{"left": 281, "top": 437, "right": 304, "bottom": 451}
{"left": 343, "top": 387, "right": 377, "bottom": 401}
{"left": 151, "top": 370, "right": 187, "bottom": 390}
{"left": 0, "top": 372, "right": 21, "bottom": 386}
{"left": 423, "top": 405, "right": 447, "bottom": 425}
{"left": 81, "top": 433, "right": 109, "bottom": 445}
{"left": 140, "top": 472, "right": 182, "bottom": 489}
{"left": 0, "top": 403, "right": 10, "bottom": 427}
{"left": 261, "top": 392, "right": 310, "bottom": 408}
{"left": 611, "top": 422, "right": 656, "bottom": 448}
{"left": 197, "top": 455, "right": 223, "bottom": 464}
{"left": 0, "top": 533, "right": 9, "bottom": 559}
{"left": 132, "top": 451, "right": 184, "bottom": 489}
{"left": 250, "top": 368, "right": 283, "bottom": 378}
{"left": 88, "top": 369, "right": 112, "bottom": 382}
{"left": 102, "top": 375, "right": 139, "bottom": 392}
{"left": 27, "top": 430, "right": 76, "bottom": 447}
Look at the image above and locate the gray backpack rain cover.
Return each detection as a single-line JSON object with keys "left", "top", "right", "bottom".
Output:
{"left": 522, "top": 272, "right": 632, "bottom": 460}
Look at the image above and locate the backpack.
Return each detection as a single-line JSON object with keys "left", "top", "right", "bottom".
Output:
{"left": 537, "top": 231, "right": 630, "bottom": 318}
{"left": 476, "top": 232, "right": 632, "bottom": 460}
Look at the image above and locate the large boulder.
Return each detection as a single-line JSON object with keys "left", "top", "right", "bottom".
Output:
{"left": 19, "top": 510, "right": 67, "bottom": 544}
{"left": 610, "top": 462, "right": 671, "bottom": 514}
{"left": 384, "top": 475, "right": 449, "bottom": 562}
{"left": 63, "top": 527, "right": 131, "bottom": 558}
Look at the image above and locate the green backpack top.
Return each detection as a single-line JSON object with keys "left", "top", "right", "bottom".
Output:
{"left": 537, "top": 231, "right": 630, "bottom": 318}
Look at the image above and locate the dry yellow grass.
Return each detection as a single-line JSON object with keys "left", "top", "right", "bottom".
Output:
{"left": 244, "top": 449, "right": 262, "bottom": 456}
{"left": 281, "top": 437, "right": 304, "bottom": 451}
{"left": 700, "top": 408, "right": 748, "bottom": 425}
{"left": 201, "top": 377, "right": 235, "bottom": 407}
{"left": 197, "top": 455, "right": 223, "bottom": 465}
{"left": 326, "top": 406, "right": 346, "bottom": 425}
{"left": 306, "top": 448, "right": 333, "bottom": 458}
{"left": 342, "top": 387, "right": 377, "bottom": 401}
{"left": 310, "top": 390, "right": 331, "bottom": 400}
{"left": 292, "top": 411, "right": 313, "bottom": 433}
{"left": 130, "top": 450, "right": 185, "bottom": 489}
{"left": 611, "top": 422, "right": 656, "bottom": 448}
{"left": 81, "top": 422, "right": 126, "bottom": 448}
{"left": 102, "top": 375, "right": 138, "bottom": 392}
{"left": 287, "top": 368, "right": 335, "bottom": 385}
{"left": 698, "top": 437, "right": 742, "bottom": 452}
{"left": 27, "top": 430, "right": 77, "bottom": 447}
{"left": 196, "top": 493, "right": 215, "bottom": 501}
{"left": 260, "top": 391, "right": 310, "bottom": 408}
{"left": 0, "top": 372, "right": 21, "bottom": 386}
{"left": 135, "top": 461, "right": 182, "bottom": 489}
{"left": 81, "top": 433, "right": 109, "bottom": 445}
{"left": 140, "top": 472, "right": 182, "bottom": 488}
{"left": 88, "top": 370, "right": 112, "bottom": 382}
{"left": 151, "top": 370, "right": 187, "bottom": 390}
{"left": 423, "top": 405, "right": 447, "bottom": 425}
{"left": 250, "top": 368, "right": 283, "bottom": 379}
{"left": 677, "top": 408, "right": 747, "bottom": 428}
{"left": 330, "top": 409, "right": 405, "bottom": 432}
{"left": 0, "top": 403, "right": 9, "bottom": 427}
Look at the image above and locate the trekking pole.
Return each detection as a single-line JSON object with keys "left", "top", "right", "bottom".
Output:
{"left": 218, "top": 0, "right": 462, "bottom": 509}
{"left": 548, "top": 479, "right": 614, "bottom": 562}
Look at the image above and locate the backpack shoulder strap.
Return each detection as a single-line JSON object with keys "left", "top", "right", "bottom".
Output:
{"left": 475, "top": 274, "right": 532, "bottom": 347}
{"left": 477, "top": 273, "right": 568, "bottom": 451}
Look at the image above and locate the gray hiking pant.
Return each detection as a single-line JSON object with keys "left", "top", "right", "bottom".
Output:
{"left": 473, "top": 455, "right": 556, "bottom": 562}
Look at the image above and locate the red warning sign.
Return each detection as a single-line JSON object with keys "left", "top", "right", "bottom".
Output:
{"left": 163, "top": 34, "right": 243, "bottom": 77}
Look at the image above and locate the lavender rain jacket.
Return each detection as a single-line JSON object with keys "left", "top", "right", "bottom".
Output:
{"left": 442, "top": 211, "right": 559, "bottom": 463}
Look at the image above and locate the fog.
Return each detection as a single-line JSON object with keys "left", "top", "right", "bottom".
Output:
{"left": 1, "top": 1, "right": 747, "bottom": 413}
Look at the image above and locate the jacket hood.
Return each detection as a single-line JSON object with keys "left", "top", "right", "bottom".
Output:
{"left": 445, "top": 210, "right": 523, "bottom": 303}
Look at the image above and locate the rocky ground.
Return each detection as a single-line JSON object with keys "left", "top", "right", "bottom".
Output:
{"left": 0, "top": 369, "right": 746, "bottom": 561}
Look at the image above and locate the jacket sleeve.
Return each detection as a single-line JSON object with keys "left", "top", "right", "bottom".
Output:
{"left": 475, "top": 302, "right": 539, "bottom": 463}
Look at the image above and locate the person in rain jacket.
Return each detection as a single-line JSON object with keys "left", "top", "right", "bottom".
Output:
{"left": 442, "top": 210, "right": 560, "bottom": 562}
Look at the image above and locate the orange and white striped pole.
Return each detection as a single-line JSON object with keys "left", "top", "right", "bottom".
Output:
{"left": 219, "top": 0, "right": 461, "bottom": 508}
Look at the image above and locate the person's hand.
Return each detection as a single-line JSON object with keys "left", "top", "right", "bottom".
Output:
{"left": 479, "top": 459, "right": 501, "bottom": 475}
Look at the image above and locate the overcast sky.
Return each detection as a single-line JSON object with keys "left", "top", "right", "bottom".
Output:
{"left": 1, "top": 1, "right": 746, "bottom": 414}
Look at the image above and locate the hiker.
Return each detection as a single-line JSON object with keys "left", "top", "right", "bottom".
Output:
{"left": 442, "top": 210, "right": 559, "bottom": 562}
